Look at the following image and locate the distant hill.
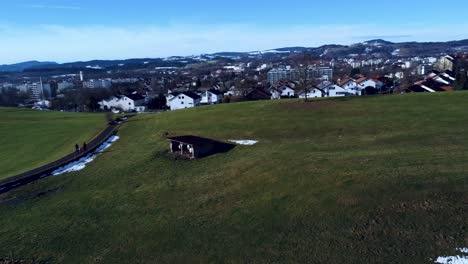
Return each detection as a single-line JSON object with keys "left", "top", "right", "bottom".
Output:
{"left": 0, "top": 61, "right": 58, "bottom": 72}
{"left": 4, "top": 39, "right": 468, "bottom": 72}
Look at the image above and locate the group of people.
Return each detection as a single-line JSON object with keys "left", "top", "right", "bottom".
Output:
{"left": 75, "top": 142, "right": 88, "bottom": 153}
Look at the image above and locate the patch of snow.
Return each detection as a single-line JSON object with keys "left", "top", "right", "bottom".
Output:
{"left": 51, "top": 136, "right": 120, "bottom": 176}
{"left": 155, "top": 67, "right": 178, "bottom": 70}
{"left": 229, "top": 140, "right": 258, "bottom": 146}
{"left": 248, "top": 51, "right": 262, "bottom": 55}
{"left": 435, "top": 248, "right": 468, "bottom": 264}
{"left": 249, "top": 50, "right": 291, "bottom": 55}
{"left": 263, "top": 49, "right": 291, "bottom": 54}
{"left": 392, "top": 49, "right": 401, "bottom": 56}
{"left": 223, "top": 66, "right": 244, "bottom": 72}
{"left": 86, "top": 65, "right": 103, "bottom": 70}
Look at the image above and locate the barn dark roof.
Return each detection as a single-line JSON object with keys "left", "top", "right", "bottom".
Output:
{"left": 167, "top": 136, "right": 218, "bottom": 146}
{"left": 126, "top": 93, "right": 145, "bottom": 101}
{"left": 208, "top": 89, "right": 223, "bottom": 95}
{"left": 407, "top": 85, "right": 429, "bottom": 93}
{"left": 182, "top": 91, "right": 202, "bottom": 100}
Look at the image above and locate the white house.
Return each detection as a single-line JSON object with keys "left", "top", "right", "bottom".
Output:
{"left": 298, "top": 87, "right": 325, "bottom": 98}
{"left": 280, "top": 86, "right": 295, "bottom": 97}
{"left": 356, "top": 78, "right": 375, "bottom": 88}
{"left": 199, "top": 89, "right": 224, "bottom": 105}
{"left": 270, "top": 88, "right": 282, "bottom": 99}
{"left": 166, "top": 93, "right": 177, "bottom": 108}
{"left": 224, "top": 86, "right": 247, "bottom": 97}
{"left": 99, "top": 93, "right": 146, "bottom": 112}
{"left": 34, "top": 100, "right": 51, "bottom": 108}
{"left": 168, "top": 91, "right": 202, "bottom": 111}
{"left": 325, "top": 84, "right": 350, "bottom": 97}
{"left": 339, "top": 78, "right": 360, "bottom": 95}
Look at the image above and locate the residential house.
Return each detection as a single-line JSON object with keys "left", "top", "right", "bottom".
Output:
{"left": 298, "top": 87, "right": 325, "bottom": 98}
{"left": 224, "top": 86, "right": 248, "bottom": 97}
{"left": 339, "top": 78, "right": 359, "bottom": 95}
{"left": 200, "top": 89, "right": 224, "bottom": 105}
{"left": 276, "top": 85, "right": 296, "bottom": 98}
{"left": 168, "top": 91, "right": 202, "bottom": 110}
{"left": 166, "top": 93, "right": 177, "bottom": 108}
{"left": 245, "top": 88, "right": 271, "bottom": 101}
{"left": 406, "top": 68, "right": 456, "bottom": 93}
{"left": 356, "top": 77, "right": 384, "bottom": 94}
{"left": 99, "top": 93, "right": 146, "bottom": 112}
{"left": 321, "top": 82, "right": 351, "bottom": 97}
{"left": 435, "top": 55, "right": 455, "bottom": 72}
{"left": 270, "top": 88, "right": 281, "bottom": 99}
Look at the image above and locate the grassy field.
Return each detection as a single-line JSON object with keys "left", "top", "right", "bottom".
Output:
{"left": 0, "top": 108, "right": 106, "bottom": 180}
{"left": 0, "top": 93, "right": 467, "bottom": 263}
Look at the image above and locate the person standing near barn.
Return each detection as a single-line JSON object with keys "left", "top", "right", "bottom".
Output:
{"left": 75, "top": 143, "right": 80, "bottom": 153}
{"left": 83, "top": 142, "right": 88, "bottom": 152}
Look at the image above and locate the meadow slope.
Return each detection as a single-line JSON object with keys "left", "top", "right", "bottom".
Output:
{"left": 0, "top": 108, "right": 106, "bottom": 180}
{"left": 0, "top": 93, "right": 467, "bottom": 263}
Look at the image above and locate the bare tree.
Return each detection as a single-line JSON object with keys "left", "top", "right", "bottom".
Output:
{"left": 297, "top": 67, "right": 316, "bottom": 102}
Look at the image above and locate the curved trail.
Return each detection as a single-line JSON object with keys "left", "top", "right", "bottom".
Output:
{"left": 0, "top": 118, "right": 127, "bottom": 194}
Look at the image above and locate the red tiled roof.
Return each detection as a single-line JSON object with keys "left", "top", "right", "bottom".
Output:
{"left": 440, "top": 86, "right": 454, "bottom": 91}
{"left": 355, "top": 77, "right": 367, "bottom": 84}
{"left": 339, "top": 78, "right": 352, "bottom": 87}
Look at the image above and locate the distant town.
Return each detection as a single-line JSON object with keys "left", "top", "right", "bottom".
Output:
{"left": 1, "top": 39, "right": 467, "bottom": 112}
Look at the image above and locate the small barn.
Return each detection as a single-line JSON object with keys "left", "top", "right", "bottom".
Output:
{"left": 167, "top": 136, "right": 234, "bottom": 159}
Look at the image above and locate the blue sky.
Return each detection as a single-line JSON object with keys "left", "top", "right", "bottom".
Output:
{"left": 1, "top": 0, "right": 468, "bottom": 63}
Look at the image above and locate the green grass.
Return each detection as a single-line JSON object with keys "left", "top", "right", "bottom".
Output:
{"left": 0, "top": 93, "right": 467, "bottom": 263}
{"left": 0, "top": 108, "right": 106, "bottom": 180}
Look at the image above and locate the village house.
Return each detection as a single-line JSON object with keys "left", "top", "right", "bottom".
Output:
{"left": 279, "top": 85, "right": 295, "bottom": 98}
{"left": 246, "top": 88, "right": 272, "bottom": 101}
{"left": 319, "top": 82, "right": 350, "bottom": 97}
{"left": 224, "top": 87, "right": 245, "bottom": 97}
{"left": 405, "top": 69, "right": 456, "bottom": 93}
{"left": 356, "top": 77, "right": 382, "bottom": 89}
{"left": 271, "top": 85, "right": 295, "bottom": 99}
{"left": 339, "top": 78, "right": 359, "bottom": 95}
{"left": 167, "top": 91, "right": 202, "bottom": 111}
{"left": 199, "top": 89, "right": 224, "bottom": 105}
{"left": 270, "top": 88, "right": 281, "bottom": 99}
{"left": 298, "top": 81, "right": 353, "bottom": 99}
{"left": 99, "top": 93, "right": 146, "bottom": 112}
{"left": 298, "top": 87, "right": 325, "bottom": 98}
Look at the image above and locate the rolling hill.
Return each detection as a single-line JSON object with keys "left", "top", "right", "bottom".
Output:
{"left": 4, "top": 39, "right": 468, "bottom": 73}
{"left": 0, "top": 108, "right": 106, "bottom": 179}
{"left": 0, "top": 61, "right": 57, "bottom": 72}
{"left": 0, "top": 93, "right": 467, "bottom": 263}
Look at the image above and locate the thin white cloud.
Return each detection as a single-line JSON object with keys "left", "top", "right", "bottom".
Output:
{"left": 18, "top": 4, "right": 82, "bottom": 10}
{"left": 1, "top": 23, "right": 468, "bottom": 64}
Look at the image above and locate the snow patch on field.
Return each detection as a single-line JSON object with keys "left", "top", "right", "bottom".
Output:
{"left": 229, "top": 140, "right": 258, "bottom": 146}
{"left": 52, "top": 136, "right": 119, "bottom": 176}
{"left": 435, "top": 248, "right": 468, "bottom": 264}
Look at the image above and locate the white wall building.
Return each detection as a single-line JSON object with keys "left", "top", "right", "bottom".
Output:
{"left": 57, "top": 81, "right": 74, "bottom": 92}
{"left": 324, "top": 84, "right": 350, "bottom": 97}
{"left": 168, "top": 91, "right": 202, "bottom": 111}
{"left": 199, "top": 89, "right": 224, "bottom": 105}
{"left": 270, "top": 89, "right": 281, "bottom": 99}
{"left": 99, "top": 94, "right": 146, "bottom": 112}
{"left": 83, "top": 79, "right": 112, "bottom": 89}
{"left": 340, "top": 79, "right": 360, "bottom": 95}
{"left": 279, "top": 86, "right": 295, "bottom": 97}
{"left": 298, "top": 88, "right": 325, "bottom": 98}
